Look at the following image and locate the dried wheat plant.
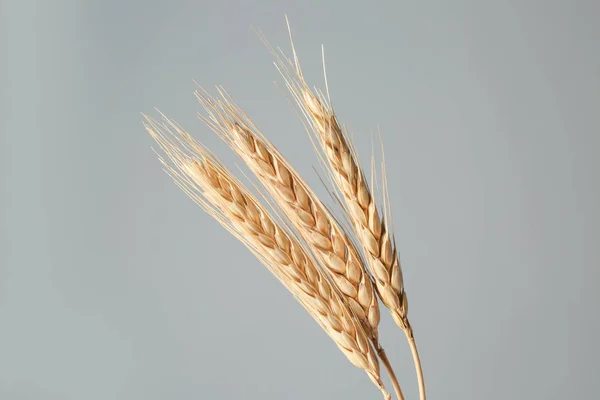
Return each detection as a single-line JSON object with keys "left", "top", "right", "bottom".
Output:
{"left": 144, "top": 21, "right": 425, "bottom": 400}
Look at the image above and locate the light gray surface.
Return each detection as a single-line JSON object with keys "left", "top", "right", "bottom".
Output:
{"left": 2, "top": 1, "right": 599, "bottom": 399}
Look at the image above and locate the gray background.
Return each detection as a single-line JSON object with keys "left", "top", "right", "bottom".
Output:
{"left": 2, "top": 0, "right": 599, "bottom": 399}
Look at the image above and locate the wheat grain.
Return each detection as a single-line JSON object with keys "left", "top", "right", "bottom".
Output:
{"left": 144, "top": 113, "right": 391, "bottom": 400}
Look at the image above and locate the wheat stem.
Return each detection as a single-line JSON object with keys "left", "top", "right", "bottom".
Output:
{"left": 405, "top": 328, "right": 426, "bottom": 400}
{"left": 377, "top": 345, "right": 405, "bottom": 400}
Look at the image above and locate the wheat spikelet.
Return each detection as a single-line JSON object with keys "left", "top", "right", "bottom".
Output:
{"left": 194, "top": 90, "right": 382, "bottom": 343}
{"left": 144, "top": 113, "right": 391, "bottom": 400}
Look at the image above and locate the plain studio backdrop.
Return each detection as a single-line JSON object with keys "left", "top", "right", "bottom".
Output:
{"left": 1, "top": 1, "right": 599, "bottom": 399}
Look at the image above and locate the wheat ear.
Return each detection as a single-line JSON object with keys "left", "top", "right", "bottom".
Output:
{"left": 195, "top": 90, "right": 406, "bottom": 400}
{"left": 144, "top": 113, "right": 391, "bottom": 400}
{"left": 271, "top": 32, "right": 427, "bottom": 400}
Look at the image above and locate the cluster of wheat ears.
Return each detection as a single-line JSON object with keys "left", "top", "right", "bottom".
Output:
{"left": 144, "top": 21, "right": 426, "bottom": 400}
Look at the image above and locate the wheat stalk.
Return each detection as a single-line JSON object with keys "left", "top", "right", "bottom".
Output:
{"left": 193, "top": 89, "right": 406, "bottom": 400}
{"left": 144, "top": 113, "right": 392, "bottom": 400}
{"left": 271, "top": 25, "right": 427, "bottom": 400}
